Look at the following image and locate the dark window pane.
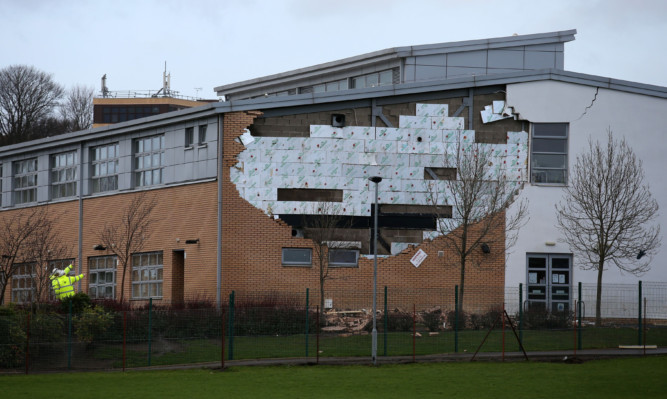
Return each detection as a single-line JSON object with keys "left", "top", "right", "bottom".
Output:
{"left": 533, "top": 138, "right": 567, "bottom": 153}
{"left": 533, "top": 123, "right": 567, "bottom": 137}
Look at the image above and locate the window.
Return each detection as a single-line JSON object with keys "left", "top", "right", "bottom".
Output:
{"left": 185, "top": 127, "right": 194, "bottom": 147}
{"left": 89, "top": 256, "right": 117, "bottom": 299}
{"left": 51, "top": 151, "right": 78, "bottom": 199}
{"left": 131, "top": 252, "right": 163, "bottom": 299}
{"left": 282, "top": 248, "right": 312, "bottom": 266}
{"left": 0, "top": 163, "right": 3, "bottom": 205}
{"left": 351, "top": 69, "right": 397, "bottom": 89}
{"left": 92, "top": 143, "right": 119, "bottom": 193}
{"left": 198, "top": 125, "right": 207, "bottom": 145}
{"left": 11, "top": 263, "right": 36, "bottom": 304}
{"left": 531, "top": 123, "right": 568, "bottom": 184}
{"left": 13, "top": 158, "right": 38, "bottom": 204}
{"left": 526, "top": 254, "right": 572, "bottom": 312}
{"left": 277, "top": 188, "right": 343, "bottom": 202}
{"left": 134, "top": 135, "right": 165, "bottom": 187}
{"left": 329, "top": 249, "right": 359, "bottom": 267}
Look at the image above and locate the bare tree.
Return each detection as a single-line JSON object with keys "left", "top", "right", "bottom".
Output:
{"left": 556, "top": 131, "right": 660, "bottom": 326}
{"left": 302, "top": 202, "right": 354, "bottom": 313}
{"left": 96, "top": 193, "right": 158, "bottom": 303}
{"left": 24, "top": 212, "right": 72, "bottom": 306}
{"left": 0, "top": 65, "right": 64, "bottom": 145}
{"left": 60, "top": 85, "right": 94, "bottom": 132}
{"left": 0, "top": 208, "right": 50, "bottom": 305}
{"left": 428, "top": 142, "right": 528, "bottom": 313}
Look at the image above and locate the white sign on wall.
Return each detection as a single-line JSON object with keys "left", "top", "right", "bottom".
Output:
{"left": 410, "top": 249, "right": 428, "bottom": 268}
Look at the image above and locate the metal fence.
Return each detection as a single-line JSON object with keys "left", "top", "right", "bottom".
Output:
{"left": 1, "top": 282, "right": 666, "bottom": 374}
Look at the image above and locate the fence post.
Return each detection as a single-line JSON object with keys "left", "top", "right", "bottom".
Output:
{"left": 638, "top": 281, "right": 642, "bottom": 346}
{"left": 384, "top": 286, "right": 388, "bottom": 357}
{"left": 578, "top": 282, "right": 582, "bottom": 350}
{"left": 221, "top": 307, "right": 225, "bottom": 369}
{"left": 148, "top": 298, "right": 152, "bottom": 367}
{"left": 67, "top": 300, "right": 72, "bottom": 370}
{"left": 454, "top": 285, "right": 459, "bottom": 353}
{"left": 412, "top": 304, "right": 416, "bottom": 363}
{"left": 25, "top": 313, "right": 30, "bottom": 375}
{"left": 123, "top": 311, "right": 127, "bottom": 372}
{"left": 316, "top": 305, "right": 320, "bottom": 365}
{"left": 518, "top": 283, "right": 523, "bottom": 344}
{"left": 305, "top": 288, "right": 309, "bottom": 358}
{"left": 228, "top": 291, "right": 235, "bottom": 360}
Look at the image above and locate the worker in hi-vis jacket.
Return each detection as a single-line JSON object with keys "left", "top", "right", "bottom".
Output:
{"left": 50, "top": 264, "right": 85, "bottom": 300}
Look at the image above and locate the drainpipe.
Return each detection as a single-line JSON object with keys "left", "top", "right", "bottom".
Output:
{"left": 216, "top": 115, "right": 224, "bottom": 310}
{"left": 78, "top": 141, "right": 84, "bottom": 289}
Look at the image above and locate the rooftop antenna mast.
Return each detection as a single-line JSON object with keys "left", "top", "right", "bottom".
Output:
{"left": 101, "top": 74, "right": 109, "bottom": 98}
{"left": 154, "top": 61, "right": 172, "bottom": 97}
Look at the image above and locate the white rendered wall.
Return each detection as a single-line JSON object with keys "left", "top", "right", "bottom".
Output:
{"left": 506, "top": 81, "right": 667, "bottom": 286}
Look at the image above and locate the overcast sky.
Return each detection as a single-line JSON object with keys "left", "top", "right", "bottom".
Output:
{"left": 2, "top": 0, "right": 666, "bottom": 99}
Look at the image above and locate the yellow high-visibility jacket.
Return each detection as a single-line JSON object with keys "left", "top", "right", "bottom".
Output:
{"left": 50, "top": 264, "right": 85, "bottom": 300}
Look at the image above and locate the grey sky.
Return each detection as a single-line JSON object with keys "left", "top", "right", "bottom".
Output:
{"left": 2, "top": 0, "right": 666, "bottom": 99}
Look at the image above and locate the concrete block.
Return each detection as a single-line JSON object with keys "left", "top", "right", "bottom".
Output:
{"left": 433, "top": 117, "right": 465, "bottom": 130}
{"left": 328, "top": 150, "right": 356, "bottom": 164}
{"left": 374, "top": 153, "right": 410, "bottom": 166}
{"left": 416, "top": 103, "right": 449, "bottom": 117}
{"left": 237, "top": 149, "right": 261, "bottom": 163}
{"left": 365, "top": 140, "right": 397, "bottom": 153}
{"left": 300, "top": 138, "right": 333, "bottom": 151}
{"left": 376, "top": 127, "right": 412, "bottom": 141}
{"left": 300, "top": 150, "right": 328, "bottom": 164}
{"left": 310, "top": 125, "right": 344, "bottom": 138}
{"left": 245, "top": 187, "right": 277, "bottom": 201}
{"left": 342, "top": 139, "right": 365, "bottom": 152}
{"left": 397, "top": 141, "right": 445, "bottom": 155}
{"left": 443, "top": 130, "right": 460, "bottom": 143}
{"left": 399, "top": 115, "right": 431, "bottom": 129}
{"left": 507, "top": 131, "right": 528, "bottom": 144}
{"left": 343, "top": 126, "right": 375, "bottom": 139}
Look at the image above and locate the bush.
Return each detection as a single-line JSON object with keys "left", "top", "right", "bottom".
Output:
{"left": 73, "top": 306, "right": 114, "bottom": 344}
{"left": 60, "top": 293, "right": 92, "bottom": 314}
{"left": 521, "top": 307, "right": 572, "bottom": 329}
{"left": 364, "top": 311, "right": 414, "bottom": 333}
{"left": 469, "top": 307, "right": 503, "bottom": 330}
{"left": 422, "top": 309, "right": 443, "bottom": 332}
{"left": 0, "top": 307, "right": 26, "bottom": 368}
{"left": 445, "top": 309, "right": 468, "bottom": 330}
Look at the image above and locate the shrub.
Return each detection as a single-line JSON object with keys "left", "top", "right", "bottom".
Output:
{"left": 365, "top": 311, "right": 414, "bottom": 333}
{"left": 60, "top": 293, "right": 92, "bottom": 314}
{"left": 469, "top": 307, "right": 503, "bottom": 330}
{"left": 521, "top": 307, "right": 572, "bottom": 329}
{"left": 445, "top": 309, "right": 468, "bottom": 330}
{"left": 73, "top": 306, "right": 114, "bottom": 344}
{"left": 422, "top": 309, "right": 443, "bottom": 332}
{"left": 0, "top": 307, "right": 26, "bottom": 368}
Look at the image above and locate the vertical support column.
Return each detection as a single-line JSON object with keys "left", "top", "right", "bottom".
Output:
{"left": 384, "top": 286, "right": 388, "bottom": 357}
{"left": 123, "top": 311, "right": 127, "bottom": 372}
{"left": 25, "top": 313, "right": 30, "bottom": 375}
{"left": 638, "top": 280, "right": 642, "bottom": 346}
{"left": 216, "top": 115, "right": 224, "bottom": 310}
{"left": 305, "top": 288, "right": 309, "bottom": 358}
{"left": 148, "top": 298, "right": 152, "bottom": 366}
{"left": 228, "top": 291, "right": 235, "bottom": 360}
{"left": 454, "top": 285, "right": 459, "bottom": 353}
{"left": 518, "top": 283, "right": 523, "bottom": 344}
{"left": 67, "top": 300, "right": 72, "bottom": 370}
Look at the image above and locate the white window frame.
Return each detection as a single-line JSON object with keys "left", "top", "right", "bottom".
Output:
{"left": 51, "top": 151, "right": 78, "bottom": 199}
{"left": 134, "top": 135, "right": 165, "bottom": 187}
{"left": 88, "top": 255, "right": 117, "bottom": 299}
{"left": 131, "top": 251, "right": 163, "bottom": 299}
{"left": 91, "top": 143, "right": 119, "bottom": 193}
{"left": 13, "top": 158, "right": 38, "bottom": 204}
{"left": 282, "top": 248, "right": 312, "bottom": 266}
{"left": 530, "top": 123, "right": 568, "bottom": 185}
{"left": 11, "top": 262, "right": 36, "bottom": 304}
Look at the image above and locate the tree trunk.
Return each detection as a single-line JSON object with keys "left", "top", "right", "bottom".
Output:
{"left": 120, "top": 262, "right": 126, "bottom": 304}
{"left": 595, "top": 261, "right": 604, "bottom": 327}
{"left": 459, "top": 253, "right": 466, "bottom": 314}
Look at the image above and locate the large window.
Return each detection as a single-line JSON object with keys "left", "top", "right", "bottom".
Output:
{"left": 282, "top": 248, "right": 312, "bottom": 266}
{"left": 131, "top": 252, "right": 163, "bottom": 299}
{"left": 531, "top": 123, "right": 568, "bottom": 184}
{"left": 11, "top": 263, "right": 36, "bottom": 304}
{"left": 351, "top": 69, "right": 395, "bottom": 89}
{"left": 89, "top": 256, "right": 117, "bottom": 299}
{"left": 92, "top": 143, "right": 119, "bottom": 193}
{"left": 51, "top": 151, "right": 78, "bottom": 199}
{"left": 134, "top": 135, "right": 165, "bottom": 187}
{"left": 13, "top": 158, "right": 38, "bottom": 204}
{"left": 185, "top": 127, "right": 194, "bottom": 147}
{"left": 198, "top": 125, "right": 207, "bottom": 145}
{"left": 329, "top": 249, "right": 359, "bottom": 267}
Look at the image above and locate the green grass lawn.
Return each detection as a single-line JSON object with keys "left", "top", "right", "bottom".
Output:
{"left": 2, "top": 356, "right": 667, "bottom": 399}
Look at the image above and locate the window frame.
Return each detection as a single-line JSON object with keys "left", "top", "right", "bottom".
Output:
{"left": 88, "top": 255, "right": 117, "bottom": 300}
{"left": 282, "top": 248, "right": 312, "bottom": 267}
{"left": 530, "top": 123, "right": 569, "bottom": 185}
{"left": 11, "top": 262, "right": 36, "bottom": 304}
{"left": 134, "top": 134, "right": 165, "bottom": 187}
{"left": 50, "top": 151, "right": 78, "bottom": 199}
{"left": 91, "top": 142, "right": 120, "bottom": 193}
{"left": 131, "top": 251, "right": 163, "bottom": 299}
{"left": 198, "top": 125, "right": 207, "bottom": 145}
{"left": 185, "top": 127, "right": 194, "bottom": 147}
{"left": 328, "top": 249, "right": 359, "bottom": 268}
{"left": 13, "top": 158, "right": 38, "bottom": 205}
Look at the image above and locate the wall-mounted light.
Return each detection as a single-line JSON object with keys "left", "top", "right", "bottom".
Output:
{"left": 637, "top": 250, "right": 647, "bottom": 260}
{"left": 93, "top": 244, "right": 107, "bottom": 251}
{"left": 545, "top": 241, "right": 556, "bottom": 246}
{"left": 481, "top": 243, "right": 491, "bottom": 254}
{"left": 185, "top": 239, "right": 200, "bottom": 244}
